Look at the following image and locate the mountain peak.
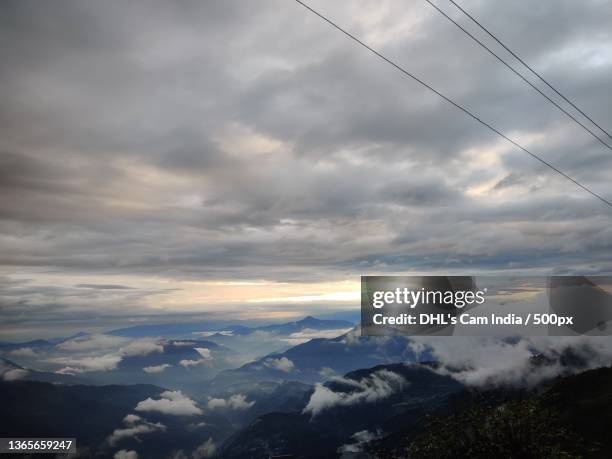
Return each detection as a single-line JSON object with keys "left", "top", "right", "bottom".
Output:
{"left": 299, "top": 316, "right": 319, "bottom": 324}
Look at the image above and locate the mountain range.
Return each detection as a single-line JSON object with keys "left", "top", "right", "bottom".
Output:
{"left": 107, "top": 316, "right": 354, "bottom": 339}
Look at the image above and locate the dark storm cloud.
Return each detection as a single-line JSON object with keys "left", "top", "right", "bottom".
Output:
{"left": 0, "top": 0, "right": 611, "bottom": 330}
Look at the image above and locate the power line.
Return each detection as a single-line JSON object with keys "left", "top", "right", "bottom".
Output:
{"left": 423, "top": 0, "right": 612, "bottom": 152}
{"left": 448, "top": 0, "right": 612, "bottom": 143}
{"left": 291, "top": 0, "right": 612, "bottom": 209}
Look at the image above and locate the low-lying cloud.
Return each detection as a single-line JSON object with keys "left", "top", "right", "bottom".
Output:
{"left": 179, "top": 358, "right": 208, "bottom": 368}
{"left": 304, "top": 369, "right": 406, "bottom": 417}
{"left": 45, "top": 335, "right": 167, "bottom": 374}
{"left": 135, "top": 390, "right": 202, "bottom": 416}
{"left": 192, "top": 438, "right": 216, "bottom": 459}
{"left": 283, "top": 327, "right": 353, "bottom": 345}
{"left": 263, "top": 356, "right": 295, "bottom": 373}
{"left": 53, "top": 353, "right": 122, "bottom": 374}
{"left": 143, "top": 363, "right": 172, "bottom": 374}
{"left": 410, "top": 336, "right": 612, "bottom": 387}
{"left": 114, "top": 450, "right": 139, "bottom": 459}
{"left": 2, "top": 368, "right": 29, "bottom": 381}
{"left": 8, "top": 348, "right": 37, "bottom": 358}
{"left": 119, "top": 340, "right": 164, "bottom": 357}
{"left": 107, "top": 414, "right": 166, "bottom": 446}
{"left": 57, "top": 334, "right": 128, "bottom": 352}
{"left": 206, "top": 394, "right": 254, "bottom": 410}
{"left": 194, "top": 348, "right": 212, "bottom": 359}
{"left": 339, "top": 429, "right": 384, "bottom": 454}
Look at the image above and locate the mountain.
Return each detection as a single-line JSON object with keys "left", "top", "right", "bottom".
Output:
{"left": 108, "top": 322, "right": 252, "bottom": 338}
{"left": 116, "top": 338, "right": 238, "bottom": 392}
{"left": 370, "top": 365, "right": 612, "bottom": 458}
{"left": 0, "top": 357, "right": 85, "bottom": 384}
{"left": 108, "top": 316, "right": 354, "bottom": 338}
{"left": 255, "top": 316, "right": 353, "bottom": 335}
{"left": 1, "top": 335, "right": 240, "bottom": 392}
{"left": 220, "top": 363, "right": 464, "bottom": 458}
{"left": 105, "top": 316, "right": 356, "bottom": 367}
{"left": 0, "top": 380, "right": 233, "bottom": 459}
{"left": 50, "top": 339, "right": 239, "bottom": 393}
{"left": 0, "top": 332, "right": 89, "bottom": 351}
{"left": 210, "top": 328, "right": 429, "bottom": 386}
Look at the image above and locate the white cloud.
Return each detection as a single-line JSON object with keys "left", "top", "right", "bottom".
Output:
{"left": 179, "top": 358, "right": 208, "bottom": 368}
{"left": 194, "top": 348, "right": 212, "bottom": 359}
{"left": 120, "top": 339, "right": 164, "bottom": 357}
{"left": 177, "top": 346, "right": 213, "bottom": 367}
{"left": 57, "top": 334, "right": 128, "bottom": 352}
{"left": 339, "top": 429, "right": 384, "bottom": 454}
{"left": 206, "top": 394, "right": 254, "bottom": 410}
{"left": 3, "top": 368, "right": 29, "bottom": 381}
{"left": 319, "top": 366, "right": 336, "bottom": 378}
{"left": 193, "top": 331, "right": 234, "bottom": 337}
{"left": 123, "top": 414, "right": 142, "bottom": 424}
{"left": 304, "top": 369, "right": 406, "bottom": 417}
{"left": 52, "top": 353, "right": 122, "bottom": 374}
{"left": 250, "top": 330, "right": 274, "bottom": 339}
{"left": 107, "top": 414, "right": 166, "bottom": 446}
{"left": 8, "top": 347, "right": 37, "bottom": 358}
{"left": 135, "top": 390, "right": 202, "bottom": 416}
{"left": 171, "top": 341, "right": 197, "bottom": 347}
{"left": 341, "top": 327, "right": 362, "bottom": 345}
{"left": 192, "top": 438, "right": 216, "bottom": 459}
{"left": 411, "top": 337, "right": 535, "bottom": 387}
{"left": 114, "top": 450, "right": 138, "bottom": 459}
{"left": 143, "top": 363, "right": 172, "bottom": 374}
{"left": 0, "top": 360, "right": 28, "bottom": 381}
{"left": 283, "top": 327, "right": 353, "bottom": 346}
{"left": 51, "top": 336, "right": 163, "bottom": 375}
{"left": 263, "top": 357, "right": 295, "bottom": 373}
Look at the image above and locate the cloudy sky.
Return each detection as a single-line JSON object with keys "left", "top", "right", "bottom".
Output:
{"left": 1, "top": 0, "right": 611, "bottom": 338}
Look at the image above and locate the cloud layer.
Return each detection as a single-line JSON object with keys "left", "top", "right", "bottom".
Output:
{"left": 107, "top": 414, "right": 166, "bottom": 446}
{"left": 304, "top": 368, "right": 406, "bottom": 416}
{"left": 0, "top": 0, "right": 611, "bottom": 332}
{"left": 411, "top": 335, "right": 612, "bottom": 387}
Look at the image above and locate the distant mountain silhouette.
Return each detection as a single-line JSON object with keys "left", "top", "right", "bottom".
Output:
{"left": 211, "top": 328, "right": 429, "bottom": 386}
{"left": 108, "top": 316, "right": 354, "bottom": 338}
{"left": 0, "top": 332, "right": 88, "bottom": 351}
{"left": 255, "top": 316, "right": 353, "bottom": 335}
{"left": 0, "top": 357, "right": 85, "bottom": 384}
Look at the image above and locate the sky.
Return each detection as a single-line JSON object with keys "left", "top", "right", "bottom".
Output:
{"left": 1, "top": 0, "right": 611, "bottom": 339}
